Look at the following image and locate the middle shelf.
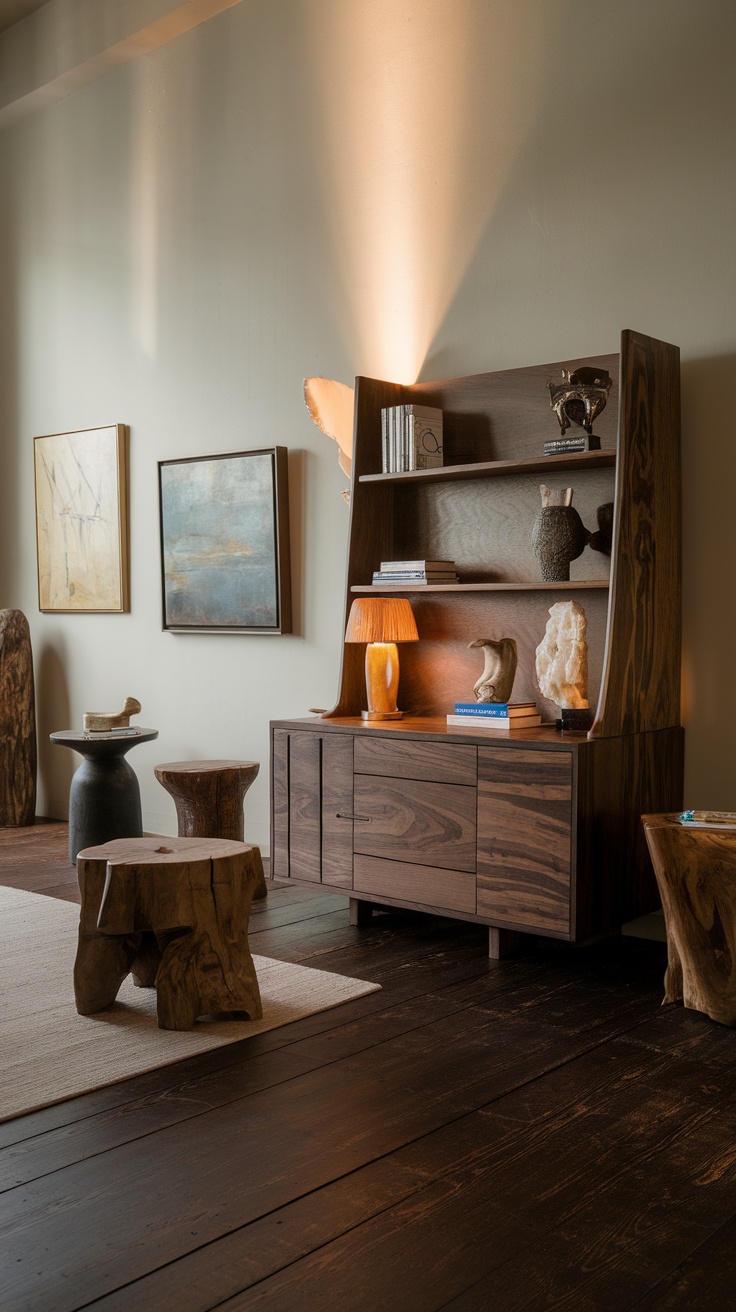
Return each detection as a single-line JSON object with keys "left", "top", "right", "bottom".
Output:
{"left": 351, "top": 581, "right": 611, "bottom": 594}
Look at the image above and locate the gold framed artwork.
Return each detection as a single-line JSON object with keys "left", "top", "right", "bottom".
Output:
{"left": 34, "top": 425, "right": 130, "bottom": 613}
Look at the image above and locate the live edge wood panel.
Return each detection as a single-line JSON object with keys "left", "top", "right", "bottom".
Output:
{"left": 477, "top": 747, "right": 572, "bottom": 934}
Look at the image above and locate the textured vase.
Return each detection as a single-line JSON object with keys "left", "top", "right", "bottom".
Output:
{"left": 532, "top": 506, "right": 589, "bottom": 583}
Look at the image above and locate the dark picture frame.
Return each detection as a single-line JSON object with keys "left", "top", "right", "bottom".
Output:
{"left": 158, "top": 446, "right": 291, "bottom": 634}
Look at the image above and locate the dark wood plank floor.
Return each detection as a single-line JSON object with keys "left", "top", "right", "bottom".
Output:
{"left": 2, "top": 823, "right": 736, "bottom": 1311}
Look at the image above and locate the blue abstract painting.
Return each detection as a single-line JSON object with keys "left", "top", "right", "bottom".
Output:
{"left": 160, "top": 450, "right": 281, "bottom": 630}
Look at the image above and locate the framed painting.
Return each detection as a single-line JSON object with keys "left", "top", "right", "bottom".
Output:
{"left": 158, "top": 446, "right": 291, "bottom": 634}
{"left": 34, "top": 425, "right": 129, "bottom": 613}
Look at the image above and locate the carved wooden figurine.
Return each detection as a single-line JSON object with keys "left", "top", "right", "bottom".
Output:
{"left": 74, "top": 836, "right": 263, "bottom": 1030}
{"left": 0, "top": 609, "right": 36, "bottom": 826}
{"left": 83, "top": 697, "right": 141, "bottom": 732}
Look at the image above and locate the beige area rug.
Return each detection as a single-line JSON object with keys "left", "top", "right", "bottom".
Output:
{"left": 0, "top": 886, "right": 380, "bottom": 1123}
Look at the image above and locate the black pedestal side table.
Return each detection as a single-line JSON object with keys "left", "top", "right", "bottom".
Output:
{"left": 50, "top": 729, "right": 159, "bottom": 863}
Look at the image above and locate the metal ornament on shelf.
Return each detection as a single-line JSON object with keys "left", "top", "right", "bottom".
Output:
{"left": 547, "top": 366, "right": 612, "bottom": 452}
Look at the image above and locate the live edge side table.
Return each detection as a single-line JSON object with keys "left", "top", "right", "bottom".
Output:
{"left": 50, "top": 729, "right": 159, "bottom": 864}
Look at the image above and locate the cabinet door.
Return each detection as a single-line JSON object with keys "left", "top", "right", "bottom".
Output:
{"left": 289, "top": 732, "right": 322, "bottom": 882}
{"left": 354, "top": 775, "right": 476, "bottom": 873}
{"left": 477, "top": 747, "right": 572, "bottom": 933}
{"left": 321, "top": 735, "right": 354, "bottom": 888}
{"left": 270, "top": 729, "right": 354, "bottom": 886}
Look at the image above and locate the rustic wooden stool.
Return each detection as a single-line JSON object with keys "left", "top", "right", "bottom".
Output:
{"left": 74, "top": 836, "right": 263, "bottom": 1030}
{"left": 153, "top": 759, "right": 266, "bottom": 899}
{"left": 643, "top": 813, "right": 736, "bottom": 1026}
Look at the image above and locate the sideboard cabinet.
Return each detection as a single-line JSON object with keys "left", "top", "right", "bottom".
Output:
{"left": 271, "top": 331, "right": 684, "bottom": 955}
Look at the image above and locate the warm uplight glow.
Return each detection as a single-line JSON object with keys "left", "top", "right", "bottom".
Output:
{"left": 306, "top": 0, "right": 547, "bottom": 382}
{"left": 130, "top": 65, "right": 159, "bottom": 361}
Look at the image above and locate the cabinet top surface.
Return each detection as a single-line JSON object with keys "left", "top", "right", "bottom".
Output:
{"left": 270, "top": 716, "right": 590, "bottom": 749}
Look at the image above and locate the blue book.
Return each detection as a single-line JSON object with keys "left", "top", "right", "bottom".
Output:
{"left": 453, "top": 702, "right": 537, "bottom": 717}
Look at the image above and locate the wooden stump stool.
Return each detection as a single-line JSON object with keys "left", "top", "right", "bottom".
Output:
{"left": 154, "top": 760, "right": 266, "bottom": 899}
{"left": 643, "top": 814, "right": 736, "bottom": 1026}
{"left": 74, "top": 836, "right": 263, "bottom": 1030}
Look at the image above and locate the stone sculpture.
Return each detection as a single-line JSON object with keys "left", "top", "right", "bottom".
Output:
{"left": 83, "top": 697, "right": 141, "bottom": 732}
{"left": 468, "top": 637, "right": 518, "bottom": 703}
{"left": 535, "top": 600, "right": 590, "bottom": 718}
{"left": 0, "top": 609, "right": 36, "bottom": 826}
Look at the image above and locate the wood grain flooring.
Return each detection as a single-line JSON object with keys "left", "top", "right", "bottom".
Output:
{"left": 2, "top": 822, "right": 736, "bottom": 1310}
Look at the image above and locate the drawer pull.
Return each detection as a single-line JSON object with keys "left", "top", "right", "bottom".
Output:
{"left": 336, "top": 812, "right": 371, "bottom": 823}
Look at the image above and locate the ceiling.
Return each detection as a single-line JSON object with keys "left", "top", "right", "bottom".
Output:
{"left": 0, "top": 0, "right": 48, "bottom": 33}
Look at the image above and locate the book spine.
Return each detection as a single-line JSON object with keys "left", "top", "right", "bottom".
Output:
{"left": 380, "top": 561, "right": 455, "bottom": 571}
{"left": 447, "top": 714, "right": 541, "bottom": 728}
{"left": 381, "top": 408, "right": 388, "bottom": 473}
{"left": 453, "top": 703, "right": 510, "bottom": 716}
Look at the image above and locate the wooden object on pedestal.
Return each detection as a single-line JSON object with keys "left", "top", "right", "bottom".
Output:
{"left": 154, "top": 759, "right": 266, "bottom": 898}
{"left": 271, "top": 331, "right": 684, "bottom": 957}
{"left": 643, "top": 814, "right": 736, "bottom": 1026}
{"left": 74, "top": 836, "right": 263, "bottom": 1030}
{"left": 0, "top": 609, "right": 36, "bottom": 827}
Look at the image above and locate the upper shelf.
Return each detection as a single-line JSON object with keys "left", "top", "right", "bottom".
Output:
{"left": 352, "top": 581, "right": 610, "bottom": 594}
{"left": 358, "top": 449, "right": 616, "bottom": 486}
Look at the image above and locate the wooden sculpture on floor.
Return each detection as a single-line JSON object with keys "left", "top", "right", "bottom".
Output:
{"left": 0, "top": 609, "right": 36, "bottom": 826}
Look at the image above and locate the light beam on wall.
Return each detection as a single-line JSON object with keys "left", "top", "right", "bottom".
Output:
{"left": 306, "top": 0, "right": 548, "bottom": 382}
{"left": 130, "top": 64, "right": 159, "bottom": 361}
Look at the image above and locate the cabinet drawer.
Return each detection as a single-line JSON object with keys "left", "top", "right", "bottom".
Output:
{"left": 477, "top": 747, "right": 572, "bottom": 933}
{"left": 353, "top": 775, "right": 476, "bottom": 873}
{"left": 354, "top": 854, "right": 476, "bottom": 915}
{"left": 354, "top": 737, "right": 476, "bottom": 786}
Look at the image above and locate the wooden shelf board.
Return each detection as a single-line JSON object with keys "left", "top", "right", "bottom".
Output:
{"left": 351, "top": 581, "right": 610, "bottom": 593}
{"left": 359, "top": 450, "right": 616, "bottom": 485}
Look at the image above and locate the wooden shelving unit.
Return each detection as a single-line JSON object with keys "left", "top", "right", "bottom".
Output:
{"left": 271, "top": 331, "right": 684, "bottom": 956}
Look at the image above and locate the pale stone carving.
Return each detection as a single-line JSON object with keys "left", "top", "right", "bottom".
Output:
{"left": 535, "top": 601, "right": 589, "bottom": 709}
{"left": 83, "top": 697, "right": 141, "bottom": 732}
{"left": 468, "top": 637, "right": 518, "bottom": 703}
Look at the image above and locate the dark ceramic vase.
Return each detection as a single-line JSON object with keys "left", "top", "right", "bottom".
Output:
{"left": 532, "top": 506, "right": 589, "bottom": 582}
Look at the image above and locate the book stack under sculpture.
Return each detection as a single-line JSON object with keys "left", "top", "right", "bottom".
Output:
{"left": 372, "top": 559, "right": 459, "bottom": 585}
{"left": 381, "top": 405, "right": 444, "bottom": 472}
{"left": 447, "top": 701, "right": 542, "bottom": 730}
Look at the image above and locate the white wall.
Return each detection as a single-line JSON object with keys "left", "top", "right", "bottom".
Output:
{"left": 1, "top": 0, "right": 735, "bottom": 845}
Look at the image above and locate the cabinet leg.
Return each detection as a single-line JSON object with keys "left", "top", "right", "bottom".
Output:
{"left": 350, "top": 898, "right": 373, "bottom": 927}
{"left": 488, "top": 927, "right": 525, "bottom": 960}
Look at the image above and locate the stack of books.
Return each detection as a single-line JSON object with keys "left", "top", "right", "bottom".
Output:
{"left": 447, "top": 701, "right": 542, "bottom": 730}
{"left": 544, "top": 435, "right": 601, "bottom": 455}
{"left": 372, "top": 559, "right": 459, "bottom": 586}
{"left": 381, "top": 405, "right": 443, "bottom": 472}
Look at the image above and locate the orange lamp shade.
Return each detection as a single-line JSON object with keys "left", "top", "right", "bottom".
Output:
{"left": 344, "top": 596, "right": 419, "bottom": 645}
{"left": 345, "top": 597, "right": 418, "bottom": 720}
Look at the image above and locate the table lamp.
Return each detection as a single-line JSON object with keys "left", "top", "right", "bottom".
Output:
{"left": 345, "top": 596, "right": 419, "bottom": 720}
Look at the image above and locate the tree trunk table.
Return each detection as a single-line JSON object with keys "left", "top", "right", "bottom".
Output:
{"left": 74, "top": 836, "right": 263, "bottom": 1030}
{"left": 643, "top": 813, "right": 736, "bottom": 1026}
{"left": 154, "top": 759, "right": 266, "bottom": 898}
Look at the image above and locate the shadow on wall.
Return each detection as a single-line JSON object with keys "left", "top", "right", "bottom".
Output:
{"left": 37, "top": 640, "right": 73, "bottom": 819}
{"left": 681, "top": 353, "right": 736, "bottom": 808}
